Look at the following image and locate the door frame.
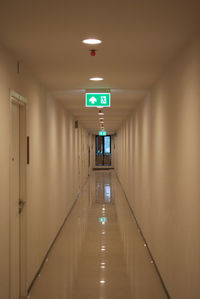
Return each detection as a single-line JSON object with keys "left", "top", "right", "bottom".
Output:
{"left": 10, "top": 90, "right": 28, "bottom": 299}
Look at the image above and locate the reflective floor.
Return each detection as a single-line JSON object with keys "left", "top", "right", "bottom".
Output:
{"left": 29, "top": 171, "right": 167, "bottom": 299}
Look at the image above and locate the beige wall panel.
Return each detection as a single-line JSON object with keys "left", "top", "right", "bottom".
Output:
{"left": 116, "top": 37, "right": 200, "bottom": 298}
{"left": 27, "top": 97, "right": 89, "bottom": 287}
{"left": 0, "top": 43, "right": 89, "bottom": 297}
{"left": 0, "top": 46, "right": 11, "bottom": 299}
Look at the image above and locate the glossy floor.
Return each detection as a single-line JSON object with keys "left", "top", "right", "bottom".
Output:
{"left": 29, "top": 171, "right": 167, "bottom": 299}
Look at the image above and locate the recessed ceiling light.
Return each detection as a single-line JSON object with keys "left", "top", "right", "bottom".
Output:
{"left": 89, "top": 77, "right": 104, "bottom": 81}
{"left": 82, "top": 39, "right": 102, "bottom": 45}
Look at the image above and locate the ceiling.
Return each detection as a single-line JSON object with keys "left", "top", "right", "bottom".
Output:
{"left": 0, "top": 0, "right": 200, "bottom": 133}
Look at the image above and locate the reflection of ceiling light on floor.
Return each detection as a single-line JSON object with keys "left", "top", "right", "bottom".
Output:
{"left": 101, "top": 265, "right": 105, "bottom": 269}
{"left": 100, "top": 280, "right": 105, "bottom": 284}
{"left": 101, "top": 231, "right": 105, "bottom": 235}
{"left": 101, "top": 262, "right": 106, "bottom": 265}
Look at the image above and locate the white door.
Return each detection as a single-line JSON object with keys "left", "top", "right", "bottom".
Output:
{"left": 10, "top": 94, "right": 27, "bottom": 299}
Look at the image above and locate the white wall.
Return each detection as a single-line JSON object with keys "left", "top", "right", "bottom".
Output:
{"left": 90, "top": 134, "right": 96, "bottom": 169}
{"left": 116, "top": 36, "right": 200, "bottom": 299}
{"left": 0, "top": 45, "right": 11, "bottom": 299}
{"left": 88, "top": 133, "right": 94, "bottom": 173}
{"left": 0, "top": 44, "right": 89, "bottom": 298}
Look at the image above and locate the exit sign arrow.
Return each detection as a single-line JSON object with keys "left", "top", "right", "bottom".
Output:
{"left": 89, "top": 96, "right": 97, "bottom": 104}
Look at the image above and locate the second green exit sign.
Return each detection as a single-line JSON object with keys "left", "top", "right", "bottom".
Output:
{"left": 99, "top": 131, "right": 106, "bottom": 136}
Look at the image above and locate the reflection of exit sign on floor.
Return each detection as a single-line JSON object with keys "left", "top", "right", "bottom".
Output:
{"left": 99, "top": 131, "right": 106, "bottom": 136}
{"left": 99, "top": 217, "right": 107, "bottom": 223}
{"left": 85, "top": 93, "right": 111, "bottom": 107}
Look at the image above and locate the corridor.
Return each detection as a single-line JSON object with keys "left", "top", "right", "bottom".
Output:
{"left": 29, "top": 171, "right": 167, "bottom": 299}
{"left": 1, "top": 1, "right": 200, "bottom": 299}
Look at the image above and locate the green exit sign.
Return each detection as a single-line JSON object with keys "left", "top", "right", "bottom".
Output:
{"left": 99, "top": 131, "right": 106, "bottom": 136}
{"left": 85, "top": 93, "right": 111, "bottom": 107}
